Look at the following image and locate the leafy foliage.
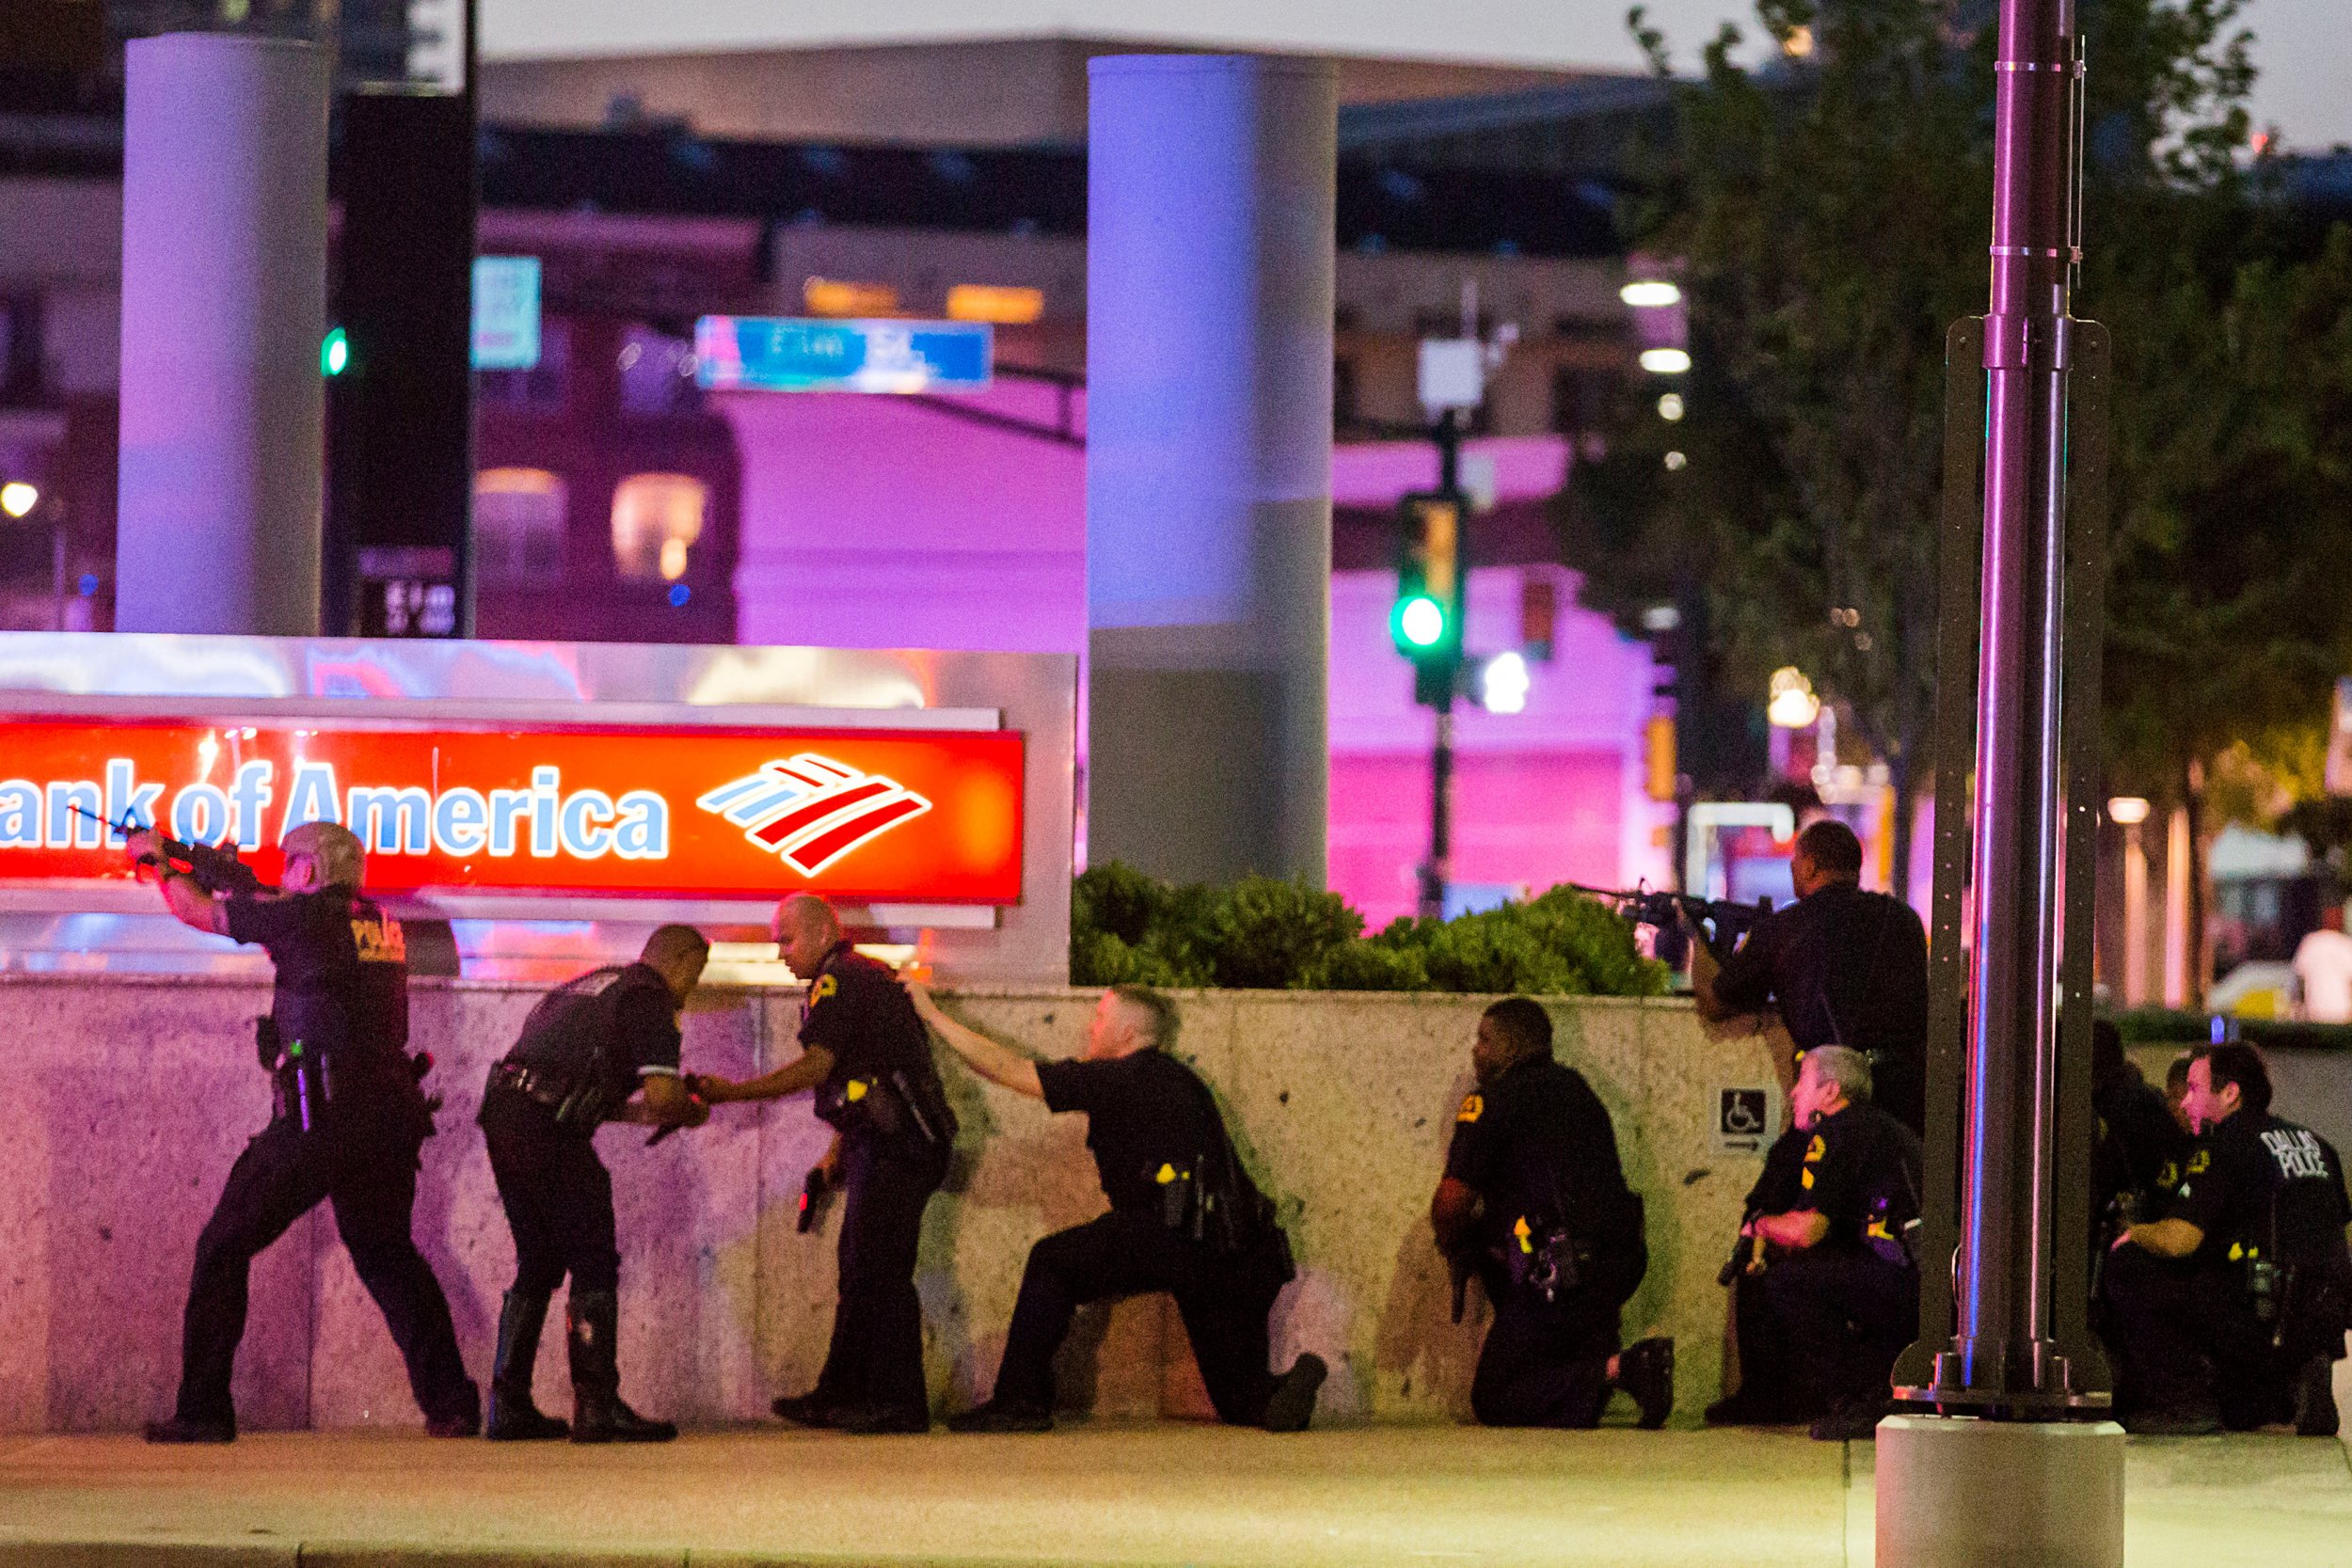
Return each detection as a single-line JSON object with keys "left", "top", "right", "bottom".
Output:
{"left": 1072, "top": 863, "right": 1668, "bottom": 996}
{"left": 1562, "top": 0, "right": 2352, "bottom": 918}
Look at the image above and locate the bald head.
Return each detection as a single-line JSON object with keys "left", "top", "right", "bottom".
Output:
{"left": 772, "top": 895, "right": 843, "bottom": 977}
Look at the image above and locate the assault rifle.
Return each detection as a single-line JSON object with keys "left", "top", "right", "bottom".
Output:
{"left": 1568, "top": 882, "right": 1772, "bottom": 963}
{"left": 72, "top": 805, "right": 267, "bottom": 896}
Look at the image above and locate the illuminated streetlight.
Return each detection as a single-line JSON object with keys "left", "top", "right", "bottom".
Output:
{"left": 1663, "top": 451, "right": 1688, "bottom": 471}
{"left": 0, "top": 482, "right": 36, "bottom": 518}
{"left": 1768, "top": 666, "right": 1820, "bottom": 728}
{"left": 1657, "top": 392, "right": 1686, "bottom": 421}
{"left": 1639, "top": 348, "right": 1692, "bottom": 375}
{"left": 1480, "top": 650, "right": 1531, "bottom": 714}
{"left": 1620, "top": 280, "right": 1682, "bottom": 308}
{"left": 2106, "top": 796, "right": 2151, "bottom": 826}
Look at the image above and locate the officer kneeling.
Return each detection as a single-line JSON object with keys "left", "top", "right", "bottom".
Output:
{"left": 2102, "top": 1043, "right": 2351, "bottom": 1436}
{"left": 911, "top": 984, "right": 1327, "bottom": 1433}
{"left": 1430, "top": 998, "right": 1673, "bottom": 1429}
{"left": 1706, "top": 1045, "right": 1920, "bottom": 1441}
{"left": 130, "top": 821, "right": 477, "bottom": 1444}
{"left": 478, "top": 925, "right": 712, "bottom": 1442}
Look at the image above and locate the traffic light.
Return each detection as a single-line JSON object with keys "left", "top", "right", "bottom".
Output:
{"left": 1393, "top": 491, "right": 1466, "bottom": 707}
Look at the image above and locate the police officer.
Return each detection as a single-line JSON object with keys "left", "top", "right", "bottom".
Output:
{"left": 1704, "top": 1045, "right": 1921, "bottom": 1441}
{"left": 698, "top": 895, "right": 957, "bottom": 1434}
{"left": 2103, "top": 1043, "right": 2351, "bottom": 1436}
{"left": 478, "top": 925, "right": 712, "bottom": 1443}
{"left": 1692, "top": 819, "right": 1931, "bottom": 1135}
{"left": 127, "top": 820, "right": 478, "bottom": 1444}
{"left": 910, "top": 984, "right": 1327, "bottom": 1433}
{"left": 2090, "top": 1020, "right": 2191, "bottom": 1250}
{"left": 1430, "top": 998, "right": 1674, "bottom": 1429}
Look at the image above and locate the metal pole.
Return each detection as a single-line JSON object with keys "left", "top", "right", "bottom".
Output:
{"left": 1938, "top": 0, "right": 2082, "bottom": 1409}
{"left": 1419, "top": 409, "right": 1464, "bottom": 921}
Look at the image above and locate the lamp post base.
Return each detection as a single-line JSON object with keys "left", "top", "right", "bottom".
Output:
{"left": 1876, "top": 1415, "right": 2124, "bottom": 1568}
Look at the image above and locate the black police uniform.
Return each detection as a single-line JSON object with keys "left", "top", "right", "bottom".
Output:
{"left": 798, "top": 942, "right": 957, "bottom": 1426}
{"left": 1717, "top": 1122, "right": 1812, "bottom": 1418}
{"left": 1735, "top": 1101, "right": 1922, "bottom": 1419}
{"left": 984, "top": 1047, "right": 1296, "bottom": 1425}
{"left": 1442, "top": 1055, "right": 1647, "bottom": 1427}
{"left": 1710, "top": 883, "right": 1931, "bottom": 1135}
{"left": 479, "top": 961, "right": 685, "bottom": 1437}
{"left": 167, "top": 887, "right": 474, "bottom": 1437}
{"left": 2092, "top": 1059, "right": 2192, "bottom": 1228}
{"left": 2103, "top": 1109, "right": 2352, "bottom": 1426}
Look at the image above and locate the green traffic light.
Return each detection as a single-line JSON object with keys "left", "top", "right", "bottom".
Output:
{"left": 322, "top": 326, "right": 349, "bottom": 377}
{"left": 1396, "top": 594, "right": 1447, "bottom": 649}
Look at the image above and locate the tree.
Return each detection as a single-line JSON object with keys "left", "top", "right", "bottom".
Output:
{"left": 1559, "top": 0, "right": 2344, "bottom": 927}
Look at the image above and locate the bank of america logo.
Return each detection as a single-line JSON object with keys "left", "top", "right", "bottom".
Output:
{"left": 696, "top": 754, "right": 932, "bottom": 876}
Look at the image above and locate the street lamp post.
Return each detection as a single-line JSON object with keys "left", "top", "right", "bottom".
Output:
{"left": 1878, "top": 0, "right": 2125, "bottom": 1562}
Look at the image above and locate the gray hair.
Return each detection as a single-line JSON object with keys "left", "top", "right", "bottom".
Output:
{"left": 1109, "top": 985, "right": 1181, "bottom": 1052}
{"left": 283, "top": 820, "right": 365, "bottom": 889}
{"left": 1803, "top": 1045, "right": 1874, "bottom": 1103}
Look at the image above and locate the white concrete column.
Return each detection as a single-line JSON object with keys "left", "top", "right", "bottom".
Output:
{"left": 1085, "top": 55, "right": 1336, "bottom": 886}
{"left": 117, "top": 33, "right": 329, "bottom": 635}
{"left": 2163, "top": 804, "right": 2192, "bottom": 1007}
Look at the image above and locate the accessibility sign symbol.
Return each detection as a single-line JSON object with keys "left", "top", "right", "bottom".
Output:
{"left": 1715, "top": 1086, "right": 1775, "bottom": 1153}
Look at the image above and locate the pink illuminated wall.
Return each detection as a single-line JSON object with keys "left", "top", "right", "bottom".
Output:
{"left": 720, "top": 397, "right": 1666, "bottom": 913}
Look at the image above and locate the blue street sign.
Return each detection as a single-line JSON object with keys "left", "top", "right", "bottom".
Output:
{"left": 471, "top": 256, "right": 542, "bottom": 371}
{"left": 692, "top": 316, "right": 993, "bottom": 393}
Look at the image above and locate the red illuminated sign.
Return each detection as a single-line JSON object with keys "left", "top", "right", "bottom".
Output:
{"left": 0, "top": 715, "right": 1025, "bottom": 905}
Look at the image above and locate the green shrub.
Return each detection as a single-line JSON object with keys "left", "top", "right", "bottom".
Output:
{"left": 1070, "top": 863, "right": 1667, "bottom": 997}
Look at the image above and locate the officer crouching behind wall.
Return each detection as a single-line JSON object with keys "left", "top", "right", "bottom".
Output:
{"left": 1430, "top": 997, "right": 1674, "bottom": 1428}
{"left": 2101, "top": 1043, "right": 2351, "bottom": 1436}
{"left": 1691, "top": 819, "right": 1930, "bottom": 1136}
{"left": 1705, "top": 1045, "right": 1921, "bottom": 1441}
{"left": 909, "top": 984, "right": 1328, "bottom": 1433}
{"left": 695, "top": 895, "right": 958, "bottom": 1434}
{"left": 478, "top": 925, "right": 713, "bottom": 1443}
{"left": 127, "top": 820, "right": 478, "bottom": 1444}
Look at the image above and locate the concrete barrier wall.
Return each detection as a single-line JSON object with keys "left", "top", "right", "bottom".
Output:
{"left": 0, "top": 976, "right": 1780, "bottom": 1432}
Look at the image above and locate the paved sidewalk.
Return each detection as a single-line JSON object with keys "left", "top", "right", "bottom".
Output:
{"left": 0, "top": 1423, "right": 2344, "bottom": 1567}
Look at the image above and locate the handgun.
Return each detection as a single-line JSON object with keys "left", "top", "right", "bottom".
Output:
{"left": 797, "top": 1164, "right": 834, "bottom": 1234}
{"left": 72, "top": 805, "right": 266, "bottom": 896}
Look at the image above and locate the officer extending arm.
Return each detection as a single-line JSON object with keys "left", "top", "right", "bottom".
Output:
{"left": 909, "top": 985, "right": 1042, "bottom": 1099}
{"left": 704, "top": 895, "right": 957, "bottom": 1435}
{"left": 124, "top": 826, "right": 250, "bottom": 934}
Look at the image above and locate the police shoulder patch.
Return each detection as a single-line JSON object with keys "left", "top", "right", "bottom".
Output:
{"left": 811, "top": 974, "right": 839, "bottom": 1003}
{"left": 1804, "top": 1134, "right": 1827, "bottom": 1163}
{"left": 1456, "top": 1093, "right": 1484, "bottom": 1124}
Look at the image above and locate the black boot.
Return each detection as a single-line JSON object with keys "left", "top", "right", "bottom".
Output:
{"left": 1613, "top": 1337, "right": 1676, "bottom": 1430}
{"left": 485, "top": 1290, "right": 568, "bottom": 1441}
{"left": 567, "top": 1288, "right": 676, "bottom": 1444}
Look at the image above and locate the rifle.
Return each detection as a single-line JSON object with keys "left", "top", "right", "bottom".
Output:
{"left": 72, "top": 805, "right": 267, "bottom": 896}
{"left": 1569, "top": 881, "right": 1772, "bottom": 960}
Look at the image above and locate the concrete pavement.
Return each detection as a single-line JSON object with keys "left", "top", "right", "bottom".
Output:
{"left": 0, "top": 1422, "right": 2346, "bottom": 1567}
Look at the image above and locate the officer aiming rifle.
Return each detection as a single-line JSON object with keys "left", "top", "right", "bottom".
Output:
{"left": 74, "top": 805, "right": 264, "bottom": 895}
{"left": 1568, "top": 881, "right": 1772, "bottom": 970}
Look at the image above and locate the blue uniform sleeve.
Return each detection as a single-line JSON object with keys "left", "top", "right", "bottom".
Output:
{"left": 1710, "top": 917, "right": 1779, "bottom": 1014}
{"left": 1037, "top": 1056, "right": 1105, "bottom": 1117}
{"left": 614, "top": 980, "right": 683, "bottom": 1077}
{"left": 1442, "top": 1087, "right": 1498, "bottom": 1193}
{"left": 223, "top": 890, "right": 311, "bottom": 950}
{"left": 2168, "top": 1137, "right": 2231, "bottom": 1240}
